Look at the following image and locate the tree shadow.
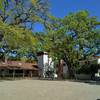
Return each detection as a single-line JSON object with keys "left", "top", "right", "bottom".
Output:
{"left": 0, "top": 77, "right": 27, "bottom": 82}
{"left": 69, "top": 79, "right": 100, "bottom": 85}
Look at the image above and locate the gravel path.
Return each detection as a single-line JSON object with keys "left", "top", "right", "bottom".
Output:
{"left": 0, "top": 79, "right": 100, "bottom": 100}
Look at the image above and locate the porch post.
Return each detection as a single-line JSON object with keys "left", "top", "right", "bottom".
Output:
{"left": 2, "top": 69, "right": 5, "bottom": 78}
{"left": 23, "top": 70, "right": 25, "bottom": 78}
{"left": 13, "top": 69, "right": 15, "bottom": 79}
{"left": 0, "top": 69, "right": 2, "bottom": 79}
{"left": 30, "top": 71, "right": 33, "bottom": 78}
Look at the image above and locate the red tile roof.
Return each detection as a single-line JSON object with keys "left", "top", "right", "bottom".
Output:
{"left": 0, "top": 61, "right": 38, "bottom": 70}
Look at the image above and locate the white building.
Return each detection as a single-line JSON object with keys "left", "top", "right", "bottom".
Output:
{"left": 37, "top": 52, "right": 55, "bottom": 78}
{"left": 98, "top": 58, "right": 100, "bottom": 64}
{"left": 37, "top": 52, "right": 69, "bottom": 78}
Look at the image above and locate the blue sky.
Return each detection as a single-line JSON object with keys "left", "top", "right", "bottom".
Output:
{"left": 34, "top": 0, "right": 100, "bottom": 32}
{"left": 50, "top": 0, "right": 100, "bottom": 19}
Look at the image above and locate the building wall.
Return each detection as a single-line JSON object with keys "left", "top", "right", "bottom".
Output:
{"left": 37, "top": 53, "right": 55, "bottom": 78}
{"left": 37, "top": 55, "right": 43, "bottom": 77}
{"left": 37, "top": 54, "right": 49, "bottom": 77}
{"left": 63, "top": 64, "right": 68, "bottom": 75}
{"left": 98, "top": 58, "right": 100, "bottom": 64}
{"left": 37, "top": 55, "right": 43, "bottom": 70}
{"left": 43, "top": 54, "right": 49, "bottom": 65}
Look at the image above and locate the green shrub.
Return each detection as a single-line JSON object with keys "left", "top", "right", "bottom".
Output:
{"left": 76, "top": 64, "right": 100, "bottom": 74}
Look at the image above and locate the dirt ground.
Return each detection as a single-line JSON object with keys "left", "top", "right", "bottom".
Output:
{"left": 0, "top": 79, "right": 100, "bottom": 100}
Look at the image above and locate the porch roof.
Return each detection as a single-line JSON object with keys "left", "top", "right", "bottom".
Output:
{"left": 0, "top": 61, "right": 38, "bottom": 70}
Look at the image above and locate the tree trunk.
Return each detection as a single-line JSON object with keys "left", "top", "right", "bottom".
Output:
{"left": 64, "top": 56, "right": 75, "bottom": 78}
{"left": 57, "top": 60, "right": 63, "bottom": 79}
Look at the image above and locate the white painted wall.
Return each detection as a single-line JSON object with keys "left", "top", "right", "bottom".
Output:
{"left": 43, "top": 54, "right": 48, "bottom": 66}
{"left": 63, "top": 64, "right": 68, "bottom": 75}
{"left": 60, "top": 59, "right": 69, "bottom": 77}
{"left": 98, "top": 58, "right": 100, "bottom": 64}
{"left": 37, "top": 53, "right": 55, "bottom": 78}
{"left": 37, "top": 53, "right": 49, "bottom": 77}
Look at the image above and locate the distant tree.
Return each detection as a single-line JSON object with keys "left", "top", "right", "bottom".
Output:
{"left": 0, "top": 0, "right": 49, "bottom": 26}
{"left": 0, "top": 0, "right": 49, "bottom": 61}
{"left": 0, "top": 20, "right": 37, "bottom": 61}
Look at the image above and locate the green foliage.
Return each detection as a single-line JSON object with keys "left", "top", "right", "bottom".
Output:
{"left": 0, "top": 20, "right": 37, "bottom": 61}
{"left": 0, "top": 0, "right": 49, "bottom": 61}
{"left": 62, "top": 11, "right": 100, "bottom": 59}
{"left": 38, "top": 10, "right": 100, "bottom": 77}
{"left": 76, "top": 64, "right": 100, "bottom": 74}
{"left": 0, "top": 0, "right": 99, "bottom": 78}
{"left": 0, "top": 0, "right": 49, "bottom": 26}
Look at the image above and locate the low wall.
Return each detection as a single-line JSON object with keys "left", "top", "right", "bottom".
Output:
{"left": 75, "top": 74, "right": 91, "bottom": 80}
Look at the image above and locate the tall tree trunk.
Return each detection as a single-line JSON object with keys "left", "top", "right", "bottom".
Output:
{"left": 57, "top": 60, "right": 63, "bottom": 79}
{"left": 64, "top": 56, "right": 75, "bottom": 78}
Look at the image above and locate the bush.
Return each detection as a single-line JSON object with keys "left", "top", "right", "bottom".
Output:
{"left": 76, "top": 64, "right": 100, "bottom": 74}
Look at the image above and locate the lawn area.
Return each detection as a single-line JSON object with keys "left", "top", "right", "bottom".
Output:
{"left": 0, "top": 79, "right": 100, "bottom": 100}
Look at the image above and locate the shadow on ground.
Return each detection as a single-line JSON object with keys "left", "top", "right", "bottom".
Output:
{"left": 0, "top": 77, "right": 100, "bottom": 86}
{"left": 68, "top": 79, "right": 100, "bottom": 85}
